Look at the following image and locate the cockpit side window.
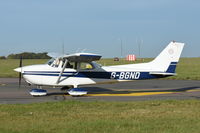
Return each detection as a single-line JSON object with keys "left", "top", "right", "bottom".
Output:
{"left": 61, "top": 60, "right": 95, "bottom": 70}
{"left": 61, "top": 60, "right": 76, "bottom": 69}
{"left": 66, "top": 62, "right": 73, "bottom": 68}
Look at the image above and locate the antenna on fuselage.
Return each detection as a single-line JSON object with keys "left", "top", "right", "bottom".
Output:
{"left": 62, "top": 39, "right": 65, "bottom": 55}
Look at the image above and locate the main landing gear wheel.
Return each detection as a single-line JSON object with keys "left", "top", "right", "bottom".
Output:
{"left": 67, "top": 88, "right": 88, "bottom": 97}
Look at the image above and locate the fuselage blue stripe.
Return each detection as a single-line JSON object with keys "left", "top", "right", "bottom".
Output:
{"left": 23, "top": 71, "right": 171, "bottom": 80}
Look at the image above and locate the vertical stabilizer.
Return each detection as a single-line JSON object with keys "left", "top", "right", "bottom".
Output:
{"left": 150, "top": 41, "right": 185, "bottom": 72}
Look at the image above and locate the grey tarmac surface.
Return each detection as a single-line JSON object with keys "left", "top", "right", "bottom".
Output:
{"left": 0, "top": 78, "right": 200, "bottom": 104}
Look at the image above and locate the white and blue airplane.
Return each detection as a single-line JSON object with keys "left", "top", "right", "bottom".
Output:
{"left": 14, "top": 41, "right": 184, "bottom": 96}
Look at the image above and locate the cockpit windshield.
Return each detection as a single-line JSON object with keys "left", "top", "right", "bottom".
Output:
{"left": 47, "top": 58, "right": 55, "bottom": 66}
{"left": 47, "top": 58, "right": 61, "bottom": 67}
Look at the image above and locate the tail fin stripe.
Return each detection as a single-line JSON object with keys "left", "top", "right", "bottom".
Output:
{"left": 170, "top": 62, "right": 178, "bottom": 65}
{"left": 166, "top": 62, "right": 178, "bottom": 73}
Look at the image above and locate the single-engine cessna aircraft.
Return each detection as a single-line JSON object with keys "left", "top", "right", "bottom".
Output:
{"left": 14, "top": 41, "right": 184, "bottom": 96}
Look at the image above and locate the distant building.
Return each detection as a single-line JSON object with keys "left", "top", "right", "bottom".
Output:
{"left": 126, "top": 55, "right": 136, "bottom": 61}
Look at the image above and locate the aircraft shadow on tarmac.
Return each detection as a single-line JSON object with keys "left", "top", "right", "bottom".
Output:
{"left": 45, "top": 86, "right": 200, "bottom": 96}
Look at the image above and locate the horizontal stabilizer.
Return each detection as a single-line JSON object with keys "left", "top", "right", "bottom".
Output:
{"left": 150, "top": 72, "right": 177, "bottom": 76}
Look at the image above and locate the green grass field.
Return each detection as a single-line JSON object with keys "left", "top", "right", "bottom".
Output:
{"left": 0, "top": 100, "right": 200, "bottom": 133}
{"left": 0, "top": 59, "right": 200, "bottom": 133}
{"left": 0, "top": 58, "right": 200, "bottom": 80}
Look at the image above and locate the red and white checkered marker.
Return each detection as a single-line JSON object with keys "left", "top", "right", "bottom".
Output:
{"left": 126, "top": 55, "right": 136, "bottom": 61}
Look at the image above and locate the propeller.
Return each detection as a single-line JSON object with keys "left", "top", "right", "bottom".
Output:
{"left": 18, "top": 56, "right": 23, "bottom": 88}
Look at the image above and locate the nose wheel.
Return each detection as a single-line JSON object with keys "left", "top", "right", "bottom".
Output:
{"left": 29, "top": 88, "right": 47, "bottom": 97}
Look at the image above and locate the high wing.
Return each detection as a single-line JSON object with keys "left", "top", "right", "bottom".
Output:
{"left": 48, "top": 52, "right": 102, "bottom": 62}
{"left": 62, "top": 53, "right": 102, "bottom": 62}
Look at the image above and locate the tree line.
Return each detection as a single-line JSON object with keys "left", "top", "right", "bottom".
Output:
{"left": 0, "top": 52, "right": 51, "bottom": 59}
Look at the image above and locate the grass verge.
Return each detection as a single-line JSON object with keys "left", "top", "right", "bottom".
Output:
{"left": 0, "top": 100, "right": 200, "bottom": 133}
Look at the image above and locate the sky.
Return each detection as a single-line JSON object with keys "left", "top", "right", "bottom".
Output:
{"left": 0, "top": 0, "right": 199, "bottom": 58}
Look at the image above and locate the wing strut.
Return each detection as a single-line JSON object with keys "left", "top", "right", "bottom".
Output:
{"left": 56, "top": 59, "right": 68, "bottom": 84}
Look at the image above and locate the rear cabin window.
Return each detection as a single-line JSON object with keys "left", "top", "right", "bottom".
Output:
{"left": 79, "top": 62, "right": 93, "bottom": 70}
